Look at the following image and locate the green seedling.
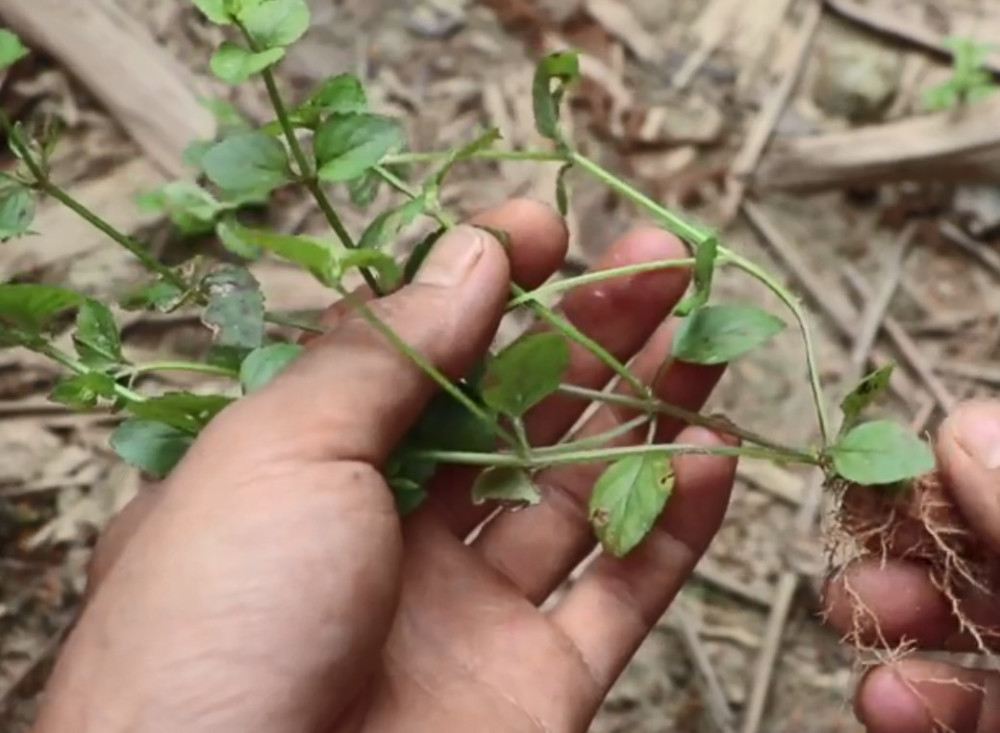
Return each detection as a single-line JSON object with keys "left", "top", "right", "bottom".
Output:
{"left": 0, "top": 2, "right": 937, "bottom": 560}
{"left": 923, "top": 36, "right": 998, "bottom": 112}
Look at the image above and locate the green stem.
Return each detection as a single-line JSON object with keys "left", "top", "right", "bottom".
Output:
{"left": 38, "top": 344, "right": 145, "bottom": 404}
{"left": 570, "top": 150, "right": 832, "bottom": 445}
{"left": 334, "top": 285, "right": 517, "bottom": 448}
{"left": 122, "top": 361, "right": 238, "bottom": 379}
{"left": 555, "top": 384, "right": 816, "bottom": 461}
{"left": 263, "top": 311, "right": 326, "bottom": 334}
{"left": 546, "top": 413, "right": 652, "bottom": 453}
{"left": 418, "top": 442, "right": 812, "bottom": 470}
{"left": 384, "top": 150, "right": 564, "bottom": 166}
{"left": 508, "top": 257, "right": 701, "bottom": 308}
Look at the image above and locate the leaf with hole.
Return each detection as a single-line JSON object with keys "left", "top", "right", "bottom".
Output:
{"left": 482, "top": 332, "right": 570, "bottom": 417}
{"left": 239, "top": 0, "right": 310, "bottom": 48}
{"left": 673, "top": 236, "right": 718, "bottom": 318}
{"left": 589, "top": 454, "right": 675, "bottom": 557}
{"left": 0, "top": 29, "right": 28, "bottom": 70}
{"left": 314, "top": 113, "right": 404, "bottom": 182}
{"left": 240, "top": 342, "right": 303, "bottom": 393}
{"left": 202, "top": 131, "right": 290, "bottom": 196}
{"left": 0, "top": 284, "right": 82, "bottom": 344}
{"left": 73, "top": 300, "right": 123, "bottom": 369}
{"left": 840, "top": 363, "right": 894, "bottom": 431}
{"left": 49, "top": 372, "right": 117, "bottom": 410}
{"left": 210, "top": 43, "right": 285, "bottom": 84}
{"left": 532, "top": 51, "right": 580, "bottom": 143}
{"left": 471, "top": 467, "right": 541, "bottom": 507}
{"left": 110, "top": 419, "right": 196, "bottom": 478}
{"left": 671, "top": 304, "right": 784, "bottom": 365}
{"left": 232, "top": 226, "right": 342, "bottom": 286}
{"left": 0, "top": 184, "right": 35, "bottom": 240}
{"left": 830, "top": 420, "right": 935, "bottom": 485}
{"left": 201, "top": 266, "right": 266, "bottom": 349}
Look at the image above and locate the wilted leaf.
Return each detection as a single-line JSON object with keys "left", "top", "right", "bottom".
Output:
{"left": 673, "top": 236, "right": 718, "bottom": 318}
{"left": 201, "top": 265, "right": 265, "bottom": 349}
{"left": 482, "top": 332, "right": 570, "bottom": 417}
{"left": 50, "top": 372, "right": 117, "bottom": 410}
{"left": 0, "top": 184, "right": 35, "bottom": 240}
{"left": 314, "top": 113, "right": 404, "bottom": 182}
{"left": 73, "top": 300, "right": 123, "bottom": 368}
{"left": 239, "top": 0, "right": 310, "bottom": 48}
{"left": 110, "top": 419, "right": 195, "bottom": 478}
{"left": 210, "top": 43, "right": 285, "bottom": 84}
{"left": 231, "top": 225, "right": 341, "bottom": 286}
{"left": 0, "top": 29, "right": 29, "bottom": 70}
{"left": 840, "top": 364, "right": 894, "bottom": 430}
{"left": 471, "top": 466, "right": 541, "bottom": 506}
{"left": 589, "top": 454, "right": 675, "bottom": 557}
{"left": 671, "top": 304, "right": 784, "bottom": 365}
{"left": 239, "top": 342, "right": 303, "bottom": 393}
{"left": 532, "top": 51, "right": 580, "bottom": 143}
{"left": 830, "top": 420, "right": 935, "bottom": 485}
{"left": 202, "top": 131, "right": 290, "bottom": 196}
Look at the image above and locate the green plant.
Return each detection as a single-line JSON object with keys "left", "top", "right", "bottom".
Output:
{"left": 923, "top": 36, "right": 997, "bottom": 111}
{"left": 0, "top": 1, "right": 937, "bottom": 559}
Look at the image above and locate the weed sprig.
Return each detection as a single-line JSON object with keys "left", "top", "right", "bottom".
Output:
{"left": 0, "top": 3, "right": 934, "bottom": 556}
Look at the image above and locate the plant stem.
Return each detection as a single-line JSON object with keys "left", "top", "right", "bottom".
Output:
{"left": 548, "top": 413, "right": 652, "bottom": 453}
{"left": 418, "top": 442, "right": 814, "bottom": 470}
{"left": 334, "top": 285, "right": 518, "bottom": 448}
{"left": 556, "top": 384, "right": 816, "bottom": 462}
{"left": 122, "top": 361, "right": 238, "bottom": 379}
{"left": 508, "top": 257, "right": 701, "bottom": 308}
{"left": 37, "top": 343, "right": 145, "bottom": 404}
{"left": 569, "top": 150, "right": 833, "bottom": 445}
{"left": 385, "top": 150, "right": 564, "bottom": 166}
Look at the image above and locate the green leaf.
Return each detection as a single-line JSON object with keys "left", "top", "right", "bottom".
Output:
{"left": 314, "top": 113, "right": 404, "bottom": 182}
{"left": 191, "top": 0, "right": 233, "bottom": 23}
{"left": 136, "top": 180, "right": 223, "bottom": 235}
{"left": 427, "top": 127, "right": 501, "bottom": 195}
{"left": 840, "top": 364, "right": 894, "bottom": 430}
{"left": 126, "top": 392, "right": 234, "bottom": 434}
{"left": 0, "top": 184, "right": 35, "bottom": 240}
{"left": 239, "top": 342, "right": 303, "bottom": 393}
{"left": 118, "top": 277, "right": 188, "bottom": 313}
{"left": 348, "top": 169, "right": 382, "bottom": 207}
{"left": 73, "top": 300, "right": 123, "bottom": 368}
{"left": 0, "top": 284, "right": 82, "bottom": 342}
{"left": 202, "top": 131, "right": 290, "bottom": 196}
{"left": 0, "top": 29, "right": 28, "bottom": 70}
{"left": 403, "top": 227, "right": 444, "bottom": 284}
{"left": 532, "top": 51, "right": 580, "bottom": 143}
{"left": 340, "top": 249, "right": 402, "bottom": 290}
{"left": 671, "top": 304, "right": 785, "bottom": 365}
{"left": 231, "top": 225, "right": 341, "bottom": 286}
{"left": 358, "top": 196, "right": 425, "bottom": 250}
{"left": 482, "top": 332, "right": 570, "bottom": 417}
{"left": 589, "top": 454, "right": 676, "bottom": 557}
{"left": 304, "top": 74, "right": 368, "bottom": 116}
{"left": 673, "top": 236, "right": 718, "bottom": 318}
{"left": 385, "top": 449, "right": 436, "bottom": 514}
{"left": 215, "top": 218, "right": 262, "bottom": 259}
{"left": 831, "top": 420, "right": 935, "bottom": 486}
{"left": 555, "top": 163, "right": 572, "bottom": 216}
{"left": 471, "top": 467, "right": 541, "bottom": 506}
{"left": 49, "top": 372, "right": 117, "bottom": 410}
{"left": 408, "top": 390, "right": 496, "bottom": 453}
{"left": 201, "top": 265, "right": 266, "bottom": 349}
{"left": 110, "top": 419, "right": 195, "bottom": 478}
{"left": 239, "top": 0, "right": 310, "bottom": 48}
{"left": 210, "top": 42, "right": 285, "bottom": 84}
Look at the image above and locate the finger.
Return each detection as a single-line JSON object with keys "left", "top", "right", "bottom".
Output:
{"left": 938, "top": 400, "right": 1000, "bottom": 553}
{"left": 473, "top": 319, "right": 724, "bottom": 602}
{"left": 856, "top": 659, "right": 1000, "bottom": 733}
{"left": 426, "top": 226, "right": 694, "bottom": 536}
{"left": 548, "top": 427, "right": 737, "bottom": 693}
{"left": 822, "top": 558, "right": 1000, "bottom": 653}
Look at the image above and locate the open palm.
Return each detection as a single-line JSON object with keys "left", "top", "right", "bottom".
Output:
{"left": 33, "top": 200, "right": 735, "bottom": 733}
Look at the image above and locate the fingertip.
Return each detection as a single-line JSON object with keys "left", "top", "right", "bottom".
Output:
{"left": 470, "top": 197, "right": 568, "bottom": 288}
{"left": 856, "top": 666, "right": 935, "bottom": 733}
{"left": 606, "top": 225, "right": 692, "bottom": 291}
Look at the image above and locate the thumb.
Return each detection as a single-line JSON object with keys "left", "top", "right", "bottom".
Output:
{"left": 213, "top": 224, "right": 511, "bottom": 465}
{"left": 938, "top": 399, "right": 1000, "bottom": 552}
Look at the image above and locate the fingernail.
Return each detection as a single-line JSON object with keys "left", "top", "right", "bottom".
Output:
{"left": 413, "top": 226, "right": 485, "bottom": 287}
{"left": 955, "top": 408, "right": 1000, "bottom": 470}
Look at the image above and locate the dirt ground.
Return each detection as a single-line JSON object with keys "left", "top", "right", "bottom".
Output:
{"left": 3, "top": 1, "right": 1000, "bottom": 731}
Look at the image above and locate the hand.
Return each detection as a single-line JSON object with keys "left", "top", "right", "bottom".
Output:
{"left": 825, "top": 401, "right": 1000, "bottom": 732}
{"left": 31, "top": 199, "right": 736, "bottom": 733}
